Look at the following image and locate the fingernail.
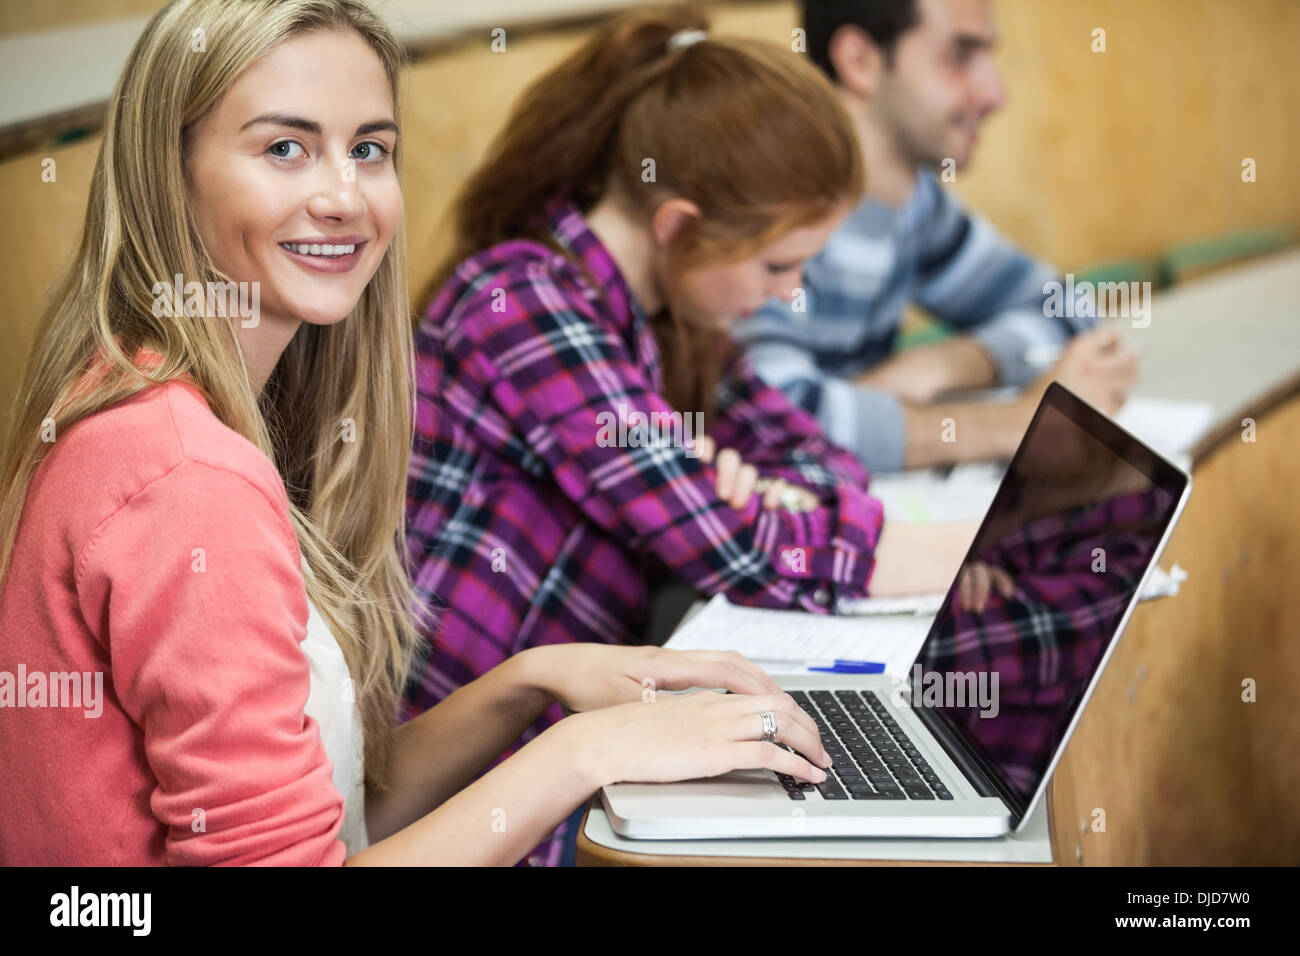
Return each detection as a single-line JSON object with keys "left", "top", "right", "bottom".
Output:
{"left": 814, "top": 768, "right": 827, "bottom": 782}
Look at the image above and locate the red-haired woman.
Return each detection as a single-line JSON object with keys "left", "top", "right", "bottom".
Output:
{"left": 405, "top": 5, "right": 977, "bottom": 864}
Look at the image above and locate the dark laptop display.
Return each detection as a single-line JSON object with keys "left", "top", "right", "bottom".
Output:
{"left": 913, "top": 383, "right": 1188, "bottom": 822}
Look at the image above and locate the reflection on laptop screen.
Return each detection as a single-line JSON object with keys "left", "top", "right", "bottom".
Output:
{"left": 915, "top": 385, "right": 1186, "bottom": 815}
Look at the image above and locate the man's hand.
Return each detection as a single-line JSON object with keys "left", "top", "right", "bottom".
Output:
{"left": 855, "top": 337, "right": 999, "bottom": 405}
{"left": 1019, "top": 326, "right": 1139, "bottom": 416}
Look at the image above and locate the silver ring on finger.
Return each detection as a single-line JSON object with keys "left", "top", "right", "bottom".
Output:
{"left": 759, "top": 710, "right": 778, "bottom": 744}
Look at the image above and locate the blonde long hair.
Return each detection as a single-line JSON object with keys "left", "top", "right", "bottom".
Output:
{"left": 0, "top": 0, "right": 422, "bottom": 788}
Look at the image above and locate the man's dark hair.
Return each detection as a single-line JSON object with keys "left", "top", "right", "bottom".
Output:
{"left": 801, "top": 0, "right": 921, "bottom": 81}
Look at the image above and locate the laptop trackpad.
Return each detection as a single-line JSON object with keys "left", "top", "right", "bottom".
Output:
{"left": 698, "top": 768, "right": 783, "bottom": 789}
{"left": 608, "top": 768, "right": 784, "bottom": 803}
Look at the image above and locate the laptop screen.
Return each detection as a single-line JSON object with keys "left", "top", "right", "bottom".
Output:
{"left": 913, "top": 383, "right": 1188, "bottom": 821}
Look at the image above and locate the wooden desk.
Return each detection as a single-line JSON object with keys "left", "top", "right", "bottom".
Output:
{"left": 578, "top": 793, "right": 1056, "bottom": 866}
{"left": 579, "top": 251, "right": 1300, "bottom": 866}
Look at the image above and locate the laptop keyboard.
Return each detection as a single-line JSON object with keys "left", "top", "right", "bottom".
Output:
{"left": 775, "top": 690, "right": 954, "bottom": 802}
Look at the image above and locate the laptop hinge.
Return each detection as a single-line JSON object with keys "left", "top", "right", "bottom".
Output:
{"left": 910, "top": 698, "right": 1024, "bottom": 817}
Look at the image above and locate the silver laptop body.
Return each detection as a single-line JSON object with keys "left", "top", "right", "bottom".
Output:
{"left": 602, "top": 384, "right": 1192, "bottom": 840}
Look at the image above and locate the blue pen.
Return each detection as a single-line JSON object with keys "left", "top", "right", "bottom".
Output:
{"left": 806, "top": 659, "right": 886, "bottom": 674}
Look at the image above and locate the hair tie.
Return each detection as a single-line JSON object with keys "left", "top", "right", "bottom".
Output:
{"left": 666, "top": 28, "right": 708, "bottom": 52}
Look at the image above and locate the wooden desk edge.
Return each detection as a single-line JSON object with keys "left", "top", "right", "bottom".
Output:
{"left": 1190, "top": 366, "right": 1300, "bottom": 464}
{"left": 575, "top": 797, "right": 1058, "bottom": 867}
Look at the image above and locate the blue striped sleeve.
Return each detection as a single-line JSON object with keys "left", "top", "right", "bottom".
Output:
{"left": 911, "top": 172, "right": 1095, "bottom": 386}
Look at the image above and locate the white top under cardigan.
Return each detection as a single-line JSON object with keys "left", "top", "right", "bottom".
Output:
{"left": 300, "top": 565, "right": 369, "bottom": 856}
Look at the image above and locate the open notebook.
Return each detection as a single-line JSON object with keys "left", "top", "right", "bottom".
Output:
{"left": 665, "top": 564, "right": 1185, "bottom": 676}
{"left": 665, "top": 594, "right": 933, "bottom": 676}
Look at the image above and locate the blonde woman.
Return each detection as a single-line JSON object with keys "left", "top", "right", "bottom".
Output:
{"left": 0, "top": 0, "right": 829, "bottom": 866}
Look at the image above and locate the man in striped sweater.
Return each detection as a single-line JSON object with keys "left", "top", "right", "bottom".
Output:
{"left": 737, "top": 0, "right": 1137, "bottom": 473}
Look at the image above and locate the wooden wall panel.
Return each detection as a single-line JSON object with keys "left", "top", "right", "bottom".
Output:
{"left": 952, "top": 0, "right": 1300, "bottom": 270}
{"left": 0, "top": 138, "right": 101, "bottom": 437}
{"left": 0, "top": 0, "right": 161, "bottom": 36}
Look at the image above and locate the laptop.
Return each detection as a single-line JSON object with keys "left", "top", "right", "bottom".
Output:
{"left": 602, "top": 382, "right": 1192, "bottom": 839}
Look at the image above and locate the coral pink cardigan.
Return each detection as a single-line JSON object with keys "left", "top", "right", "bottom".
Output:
{"left": 0, "top": 376, "right": 346, "bottom": 865}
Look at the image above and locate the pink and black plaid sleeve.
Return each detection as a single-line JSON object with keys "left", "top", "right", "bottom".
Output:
{"left": 403, "top": 199, "right": 887, "bottom": 865}
{"left": 407, "top": 202, "right": 884, "bottom": 695}
{"left": 440, "top": 269, "right": 882, "bottom": 612}
{"left": 710, "top": 348, "right": 873, "bottom": 492}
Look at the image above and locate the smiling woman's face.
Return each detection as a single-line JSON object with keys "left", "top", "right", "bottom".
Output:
{"left": 185, "top": 27, "right": 401, "bottom": 335}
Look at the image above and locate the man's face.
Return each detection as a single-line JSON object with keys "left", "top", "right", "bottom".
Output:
{"left": 874, "top": 0, "right": 1005, "bottom": 168}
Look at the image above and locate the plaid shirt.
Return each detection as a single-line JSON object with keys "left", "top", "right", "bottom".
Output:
{"left": 404, "top": 198, "right": 885, "bottom": 864}
{"left": 735, "top": 167, "right": 1093, "bottom": 473}
{"left": 921, "top": 486, "right": 1171, "bottom": 801}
